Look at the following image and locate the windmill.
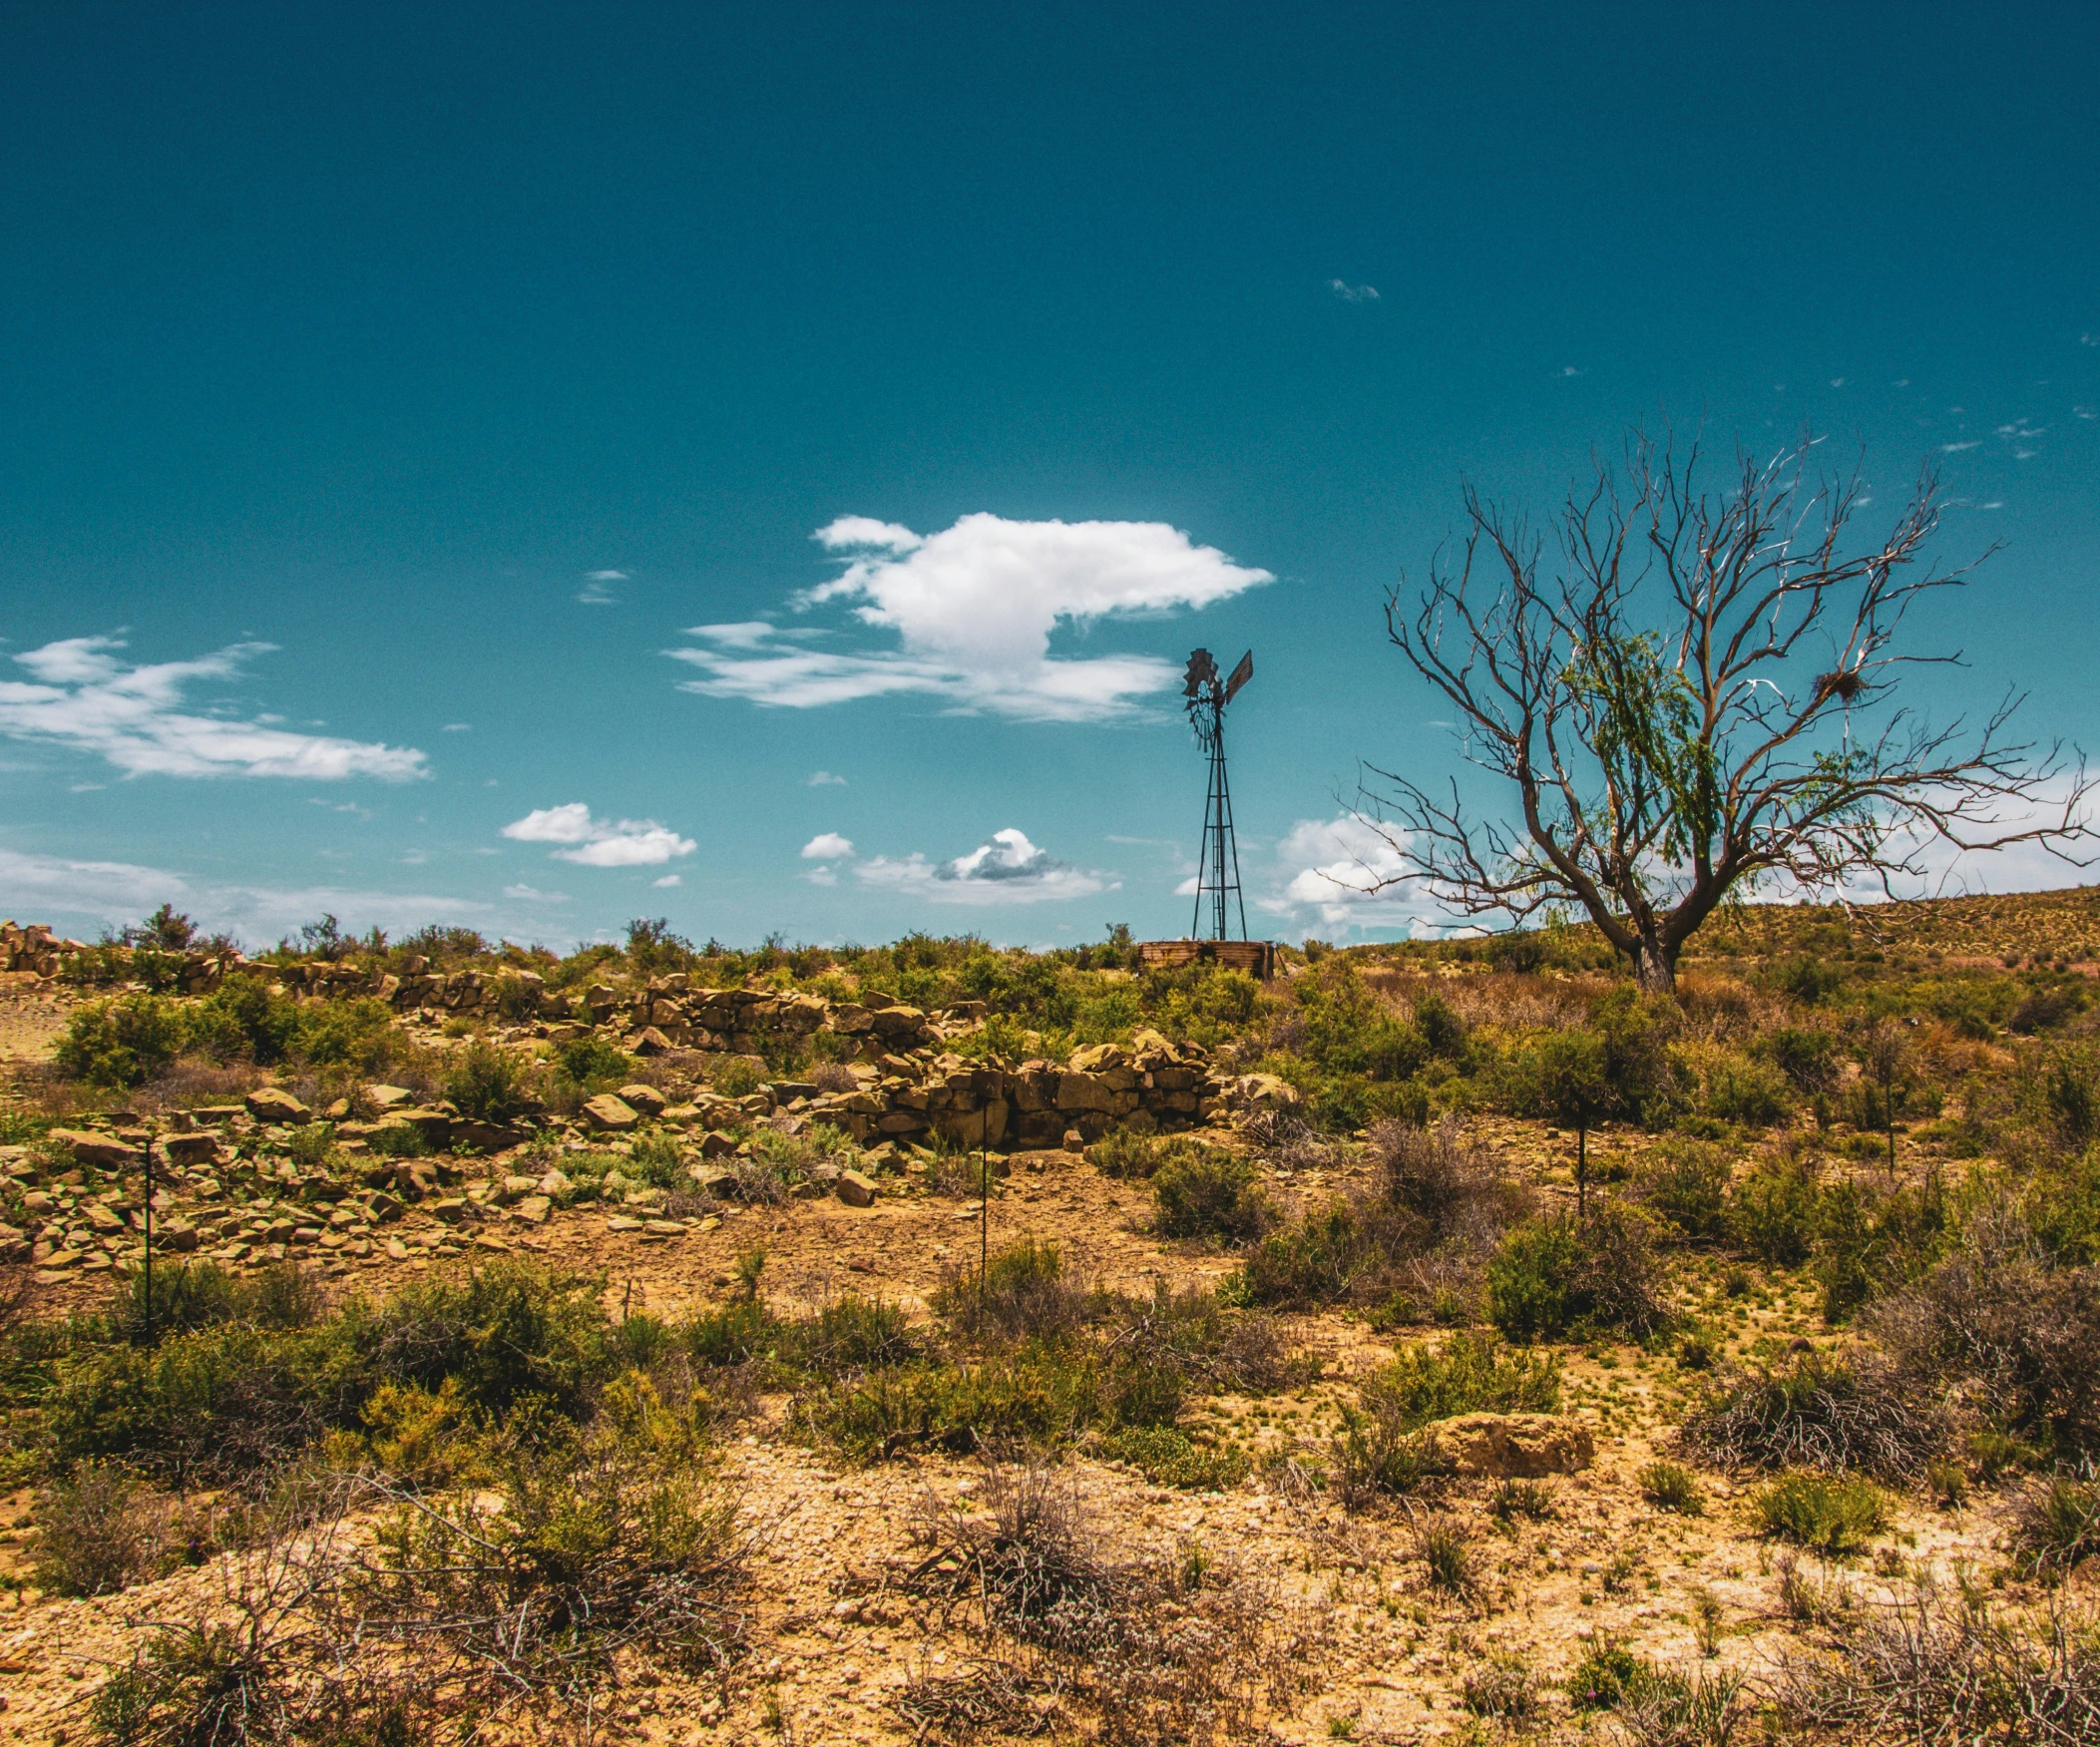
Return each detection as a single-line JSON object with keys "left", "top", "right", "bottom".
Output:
{"left": 1183, "top": 648, "right": 1253, "bottom": 941}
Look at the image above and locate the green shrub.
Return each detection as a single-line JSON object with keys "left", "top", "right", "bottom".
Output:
{"left": 42, "top": 1321, "right": 328, "bottom": 1484}
{"left": 1813, "top": 1173, "right": 1944, "bottom": 1324}
{"left": 443, "top": 1040, "right": 535, "bottom": 1121}
{"left": 1096, "top": 1425, "right": 1249, "bottom": 1491}
{"left": 1758, "top": 1027, "right": 1841, "bottom": 1093}
{"left": 1637, "top": 1460, "right": 1705, "bottom": 1515}
{"left": 797, "top": 1347, "right": 1099, "bottom": 1463}
{"left": 1702, "top": 1054, "right": 1793, "bottom": 1127}
{"left": 707, "top": 1055, "right": 767, "bottom": 1098}
{"left": 1486, "top": 1205, "right": 1670, "bottom": 1342}
{"left": 1752, "top": 1472, "right": 1890, "bottom": 1552}
{"left": 1567, "top": 1637, "right": 1655, "bottom": 1710}
{"left": 677, "top": 1298, "right": 781, "bottom": 1370}
{"left": 553, "top": 1036, "right": 633, "bottom": 1101}
{"left": 1638, "top": 1140, "right": 1734, "bottom": 1244}
{"left": 365, "top": 1119, "right": 431, "bottom": 1159}
{"left": 780, "top": 1296, "right": 926, "bottom": 1376}
{"left": 1362, "top": 1330, "right": 1560, "bottom": 1430}
{"left": 294, "top": 997, "right": 397, "bottom": 1071}
{"left": 1332, "top": 1405, "right": 1453, "bottom": 1504}
{"left": 936, "top": 1239, "right": 1087, "bottom": 1344}
{"left": 352, "top": 1261, "right": 609, "bottom": 1419}
{"left": 2010, "top": 1471, "right": 2100, "bottom": 1578}
{"left": 284, "top": 1122, "right": 336, "bottom": 1168}
{"left": 1414, "top": 1516, "right": 1474, "bottom": 1593}
{"left": 1091, "top": 1127, "right": 1169, "bottom": 1178}
{"left": 1234, "top": 1202, "right": 1375, "bottom": 1309}
{"left": 54, "top": 995, "right": 186, "bottom": 1087}
{"left": 1728, "top": 1155, "right": 1822, "bottom": 1265}
{"left": 187, "top": 977, "right": 301, "bottom": 1066}
{"left": 1150, "top": 1148, "right": 1273, "bottom": 1242}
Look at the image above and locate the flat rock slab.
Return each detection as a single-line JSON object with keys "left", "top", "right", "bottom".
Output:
{"left": 1431, "top": 1412, "right": 1594, "bottom": 1478}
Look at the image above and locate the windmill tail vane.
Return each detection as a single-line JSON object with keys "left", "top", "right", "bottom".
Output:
{"left": 1184, "top": 648, "right": 1253, "bottom": 942}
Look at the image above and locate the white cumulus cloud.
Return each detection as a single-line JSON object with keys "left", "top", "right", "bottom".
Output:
{"left": 1259, "top": 813, "right": 1442, "bottom": 936}
{"left": 855, "top": 827, "right": 1112, "bottom": 906}
{"left": 0, "top": 637, "right": 427, "bottom": 780}
{"left": 502, "top": 802, "right": 697, "bottom": 867}
{"left": 801, "top": 832, "right": 855, "bottom": 860}
{"left": 666, "top": 514, "right": 1272, "bottom": 723}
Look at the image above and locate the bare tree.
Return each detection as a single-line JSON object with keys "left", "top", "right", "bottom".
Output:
{"left": 1363, "top": 433, "right": 2091, "bottom": 991}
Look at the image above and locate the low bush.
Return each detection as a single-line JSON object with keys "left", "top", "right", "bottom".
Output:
{"left": 1096, "top": 1424, "right": 1249, "bottom": 1491}
{"left": 897, "top": 1460, "right": 1298, "bottom": 1744}
{"left": 1235, "top": 1202, "right": 1377, "bottom": 1310}
{"left": 936, "top": 1238, "right": 1087, "bottom": 1345}
{"left": 54, "top": 995, "right": 187, "bottom": 1088}
{"left": 31, "top": 1462, "right": 167, "bottom": 1595}
{"left": 1637, "top": 1140, "right": 1734, "bottom": 1245}
{"left": 1701, "top": 1052, "right": 1794, "bottom": 1126}
{"left": 779, "top": 1295, "right": 926, "bottom": 1377}
{"left": 1462, "top": 1654, "right": 1539, "bottom": 1721}
{"left": 1568, "top": 1637, "right": 1655, "bottom": 1711}
{"left": 796, "top": 1347, "right": 1100, "bottom": 1463}
{"left": 1150, "top": 1148, "right": 1273, "bottom": 1242}
{"left": 1414, "top": 1515, "right": 1474, "bottom": 1594}
{"left": 1727, "top": 1155, "right": 1822, "bottom": 1264}
{"left": 1870, "top": 1208, "right": 2100, "bottom": 1460}
{"left": 1678, "top": 1350, "right": 1943, "bottom": 1479}
{"left": 443, "top": 1040, "right": 536, "bottom": 1121}
{"left": 1233, "top": 1121, "right": 1529, "bottom": 1315}
{"left": 1637, "top": 1460, "right": 1705, "bottom": 1515}
{"left": 1753, "top": 1472, "right": 1890, "bottom": 1553}
{"left": 1485, "top": 1204, "right": 1671, "bottom": 1343}
{"left": 1361, "top": 1330, "right": 1560, "bottom": 1430}
{"left": 2010, "top": 1470, "right": 2100, "bottom": 1578}
{"left": 1331, "top": 1403, "right": 1455, "bottom": 1505}
{"left": 1773, "top": 1582, "right": 2100, "bottom": 1746}
{"left": 43, "top": 1261, "right": 613, "bottom": 1485}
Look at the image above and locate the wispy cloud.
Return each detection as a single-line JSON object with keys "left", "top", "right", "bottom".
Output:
{"left": 855, "top": 827, "right": 1112, "bottom": 906}
{"left": 1941, "top": 440, "right": 1981, "bottom": 452}
{"left": 806, "top": 769, "right": 848, "bottom": 786}
{"left": 666, "top": 514, "right": 1271, "bottom": 723}
{"left": 1328, "top": 278, "right": 1379, "bottom": 302}
{"left": 503, "top": 883, "right": 569, "bottom": 902}
{"left": 577, "top": 570, "right": 628, "bottom": 607}
{"left": 651, "top": 874, "right": 682, "bottom": 889}
{"left": 501, "top": 802, "right": 697, "bottom": 867}
{"left": 0, "top": 637, "right": 426, "bottom": 781}
{"left": 0, "top": 846, "right": 506, "bottom": 941}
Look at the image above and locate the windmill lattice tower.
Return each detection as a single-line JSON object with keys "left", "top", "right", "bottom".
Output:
{"left": 1183, "top": 648, "right": 1253, "bottom": 941}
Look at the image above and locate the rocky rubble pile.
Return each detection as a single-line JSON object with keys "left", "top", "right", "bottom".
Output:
{"left": 3, "top": 920, "right": 239, "bottom": 991}
{"left": 1, "top": 922, "right": 88, "bottom": 979}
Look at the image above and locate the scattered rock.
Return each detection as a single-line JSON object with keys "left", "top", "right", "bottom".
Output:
{"left": 245, "top": 1087, "right": 312, "bottom": 1123}
{"left": 1431, "top": 1413, "right": 1594, "bottom": 1478}
{"left": 583, "top": 1093, "right": 640, "bottom": 1132}
{"left": 48, "top": 1129, "right": 141, "bottom": 1169}
{"left": 834, "top": 1169, "right": 879, "bottom": 1208}
{"left": 617, "top": 1083, "right": 668, "bottom": 1118}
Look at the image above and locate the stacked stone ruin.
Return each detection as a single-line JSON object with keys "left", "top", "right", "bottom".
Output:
{"left": 9, "top": 924, "right": 1301, "bottom": 1150}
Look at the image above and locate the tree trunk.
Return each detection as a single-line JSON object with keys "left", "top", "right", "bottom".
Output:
{"left": 1633, "top": 933, "right": 1677, "bottom": 994}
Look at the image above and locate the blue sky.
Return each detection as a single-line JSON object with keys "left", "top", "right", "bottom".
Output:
{"left": 4, "top": 2, "right": 2096, "bottom": 950}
